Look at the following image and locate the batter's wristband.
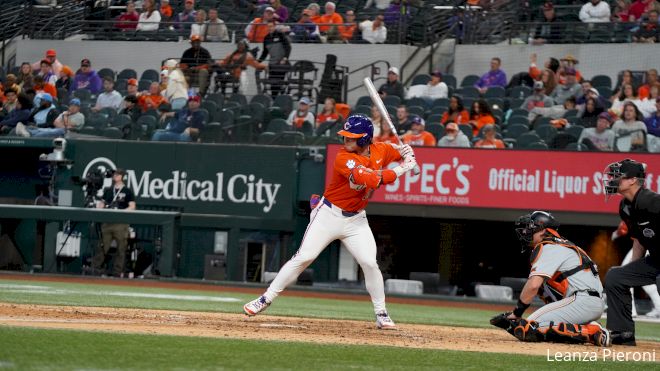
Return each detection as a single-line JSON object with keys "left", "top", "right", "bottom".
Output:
{"left": 513, "top": 299, "right": 530, "bottom": 317}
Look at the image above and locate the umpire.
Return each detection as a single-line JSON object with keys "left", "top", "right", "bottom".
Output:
{"left": 603, "top": 158, "right": 660, "bottom": 346}
{"left": 92, "top": 168, "right": 136, "bottom": 277}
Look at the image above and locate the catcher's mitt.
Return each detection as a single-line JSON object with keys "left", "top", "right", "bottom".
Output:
{"left": 490, "top": 312, "right": 515, "bottom": 330}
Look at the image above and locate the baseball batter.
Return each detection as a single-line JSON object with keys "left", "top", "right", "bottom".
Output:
{"left": 243, "top": 115, "right": 418, "bottom": 329}
{"left": 490, "top": 211, "right": 611, "bottom": 346}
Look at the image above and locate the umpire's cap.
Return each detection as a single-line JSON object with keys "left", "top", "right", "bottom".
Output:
{"left": 616, "top": 159, "right": 646, "bottom": 179}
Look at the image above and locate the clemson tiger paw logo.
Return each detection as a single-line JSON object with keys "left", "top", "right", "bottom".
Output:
{"left": 346, "top": 159, "right": 356, "bottom": 169}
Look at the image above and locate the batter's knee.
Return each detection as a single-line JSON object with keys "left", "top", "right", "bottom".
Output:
{"left": 604, "top": 266, "right": 626, "bottom": 291}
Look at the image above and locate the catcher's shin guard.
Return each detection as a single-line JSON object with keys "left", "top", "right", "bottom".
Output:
{"left": 545, "top": 322, "right": 610, "bottom": 345}
{"left": 512, "top": 319, "right": 547, "bottom": 342}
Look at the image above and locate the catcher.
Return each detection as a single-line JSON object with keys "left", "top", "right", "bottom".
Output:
{"left": 490, "top": 211, "right": 611, "bottom": 347}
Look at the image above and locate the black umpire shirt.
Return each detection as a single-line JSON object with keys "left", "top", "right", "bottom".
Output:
{"left": 180, "top": 47, "right": 212, "bottom": 68}
{"left": 102, "top": 185, "right": 135, "bottom": 210}
{"left": 619, "top": 187, "right": 660, "bottom": 257}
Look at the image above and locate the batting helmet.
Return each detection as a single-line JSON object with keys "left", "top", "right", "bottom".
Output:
{"left": 338, "top": 114, "right": 373, "bottom": 147}
{"left": 515, "top": 211, "right": 559, "bottom": 248}
{"left": 602, "top": 158, "right": 646, "bottom": 198}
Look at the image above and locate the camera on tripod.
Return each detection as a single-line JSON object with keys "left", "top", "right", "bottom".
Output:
{"left": 71, "top": 168, "right": 115, "bottom": 208}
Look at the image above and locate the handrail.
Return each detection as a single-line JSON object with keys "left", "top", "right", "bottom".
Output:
{"left": 401, "top": 22, "right": 458, "bottom": 87}
{"left": 0, "top": 4, "right": 30, "bottom": 68}
{"left": 506, "top": 21, "right": 640, "bottom": 44}
{"left": 346, "top": 60, "right": 391, "bottom": 94}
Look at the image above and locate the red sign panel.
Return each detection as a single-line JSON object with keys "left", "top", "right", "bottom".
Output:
{"left": 325, "top": 145, "right": 660, "bottom": 214}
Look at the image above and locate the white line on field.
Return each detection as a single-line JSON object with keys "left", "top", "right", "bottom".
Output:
{"left": 259, "top": 324, "right": 308, "bottom": 329}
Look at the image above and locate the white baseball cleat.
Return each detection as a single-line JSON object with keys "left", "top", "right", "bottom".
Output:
{"left": 376, "top": 311, "right": 396, "bottom": 330}
{"left": 591, "top": 321, "right": 612, "bottom": 347}
{"left": 243, "top": 296, "right": 271, "bottom": 316}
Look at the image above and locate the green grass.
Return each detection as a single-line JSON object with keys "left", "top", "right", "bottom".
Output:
{"left": 0, "top": 326, "right": 647, "bottom": 371}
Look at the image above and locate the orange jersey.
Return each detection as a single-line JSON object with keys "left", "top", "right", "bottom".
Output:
{"left": 324, "top": 142, "right": 401, "bottom": 212}
{"left": 402, "top": 131, "right": 436, "bottom": 146}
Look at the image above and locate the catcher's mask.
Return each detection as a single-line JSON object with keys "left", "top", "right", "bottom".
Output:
{"left": 515, "top": 211, "right": 559, "bottom": 250}
{"left": 602, "top": 159, "right": 646, "bottom": 201}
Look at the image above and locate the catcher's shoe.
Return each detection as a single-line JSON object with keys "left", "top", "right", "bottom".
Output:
{"left": 376, "top": 311, "right": 396, "bottom": 330}
{"left": 243, "top": 296, "right": 270, "bottom": 316}
{"left": 591, "top": 322, "right": 612, "bottom": 347}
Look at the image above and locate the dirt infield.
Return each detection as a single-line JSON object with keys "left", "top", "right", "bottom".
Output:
{"left": 1, "top": 303, "right": 658, "bottom": 361}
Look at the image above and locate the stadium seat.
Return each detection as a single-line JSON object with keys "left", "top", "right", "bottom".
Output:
{"left": 101, "top": 127, "right": 123, "bottom": 139}
{"left": 564, "top": 142, "right": 588, "bottom": 151}
{"left": 533, "top": 117, "right": 553, "bottom": 130}
{"left": 111, "top": 114, "right": 133, "bottom": 128}
{"left": 257, "top": 131, "right": 277, "bottom": 144}
{"left": 383, "top": 95, "right": 401, "bottom": 107}
{"left": 506, "top": 116, "right": 529, "bottom": 127}
{"left": 138, "top": 79, "right": 151, "bottom": 92}
{"left": 426, "top": 123, "right": 444, "bottom": 140}
{"left": 199, "top": 122, "right": 224, "bottom": 143}
{"left": 136, "top": 115, "right": 157, "bottom": 138}
{"left": 535, "top": 125, "right": 558, "bottom": 143}
{"left": 201, "top": 101, "right": 219, "bottom": 121}
{"left": 591, "top": 75, "right": 612, "bottom": 90}
{"left": 352, "top": 105, "right": 371, "bottom": 116}
{"left": 267, "top": 118, "right": 289, "bottom": 133}
{"left": 483, "top": 86, "right": 505, "bottom": 98}
{"left": 508, "top": 86, "right": 532, "bottom": 99}
{"left": 99, "top": 107, "right": 117, "bottom": 120}
{"left": 117, "top": 68, "right": 137, "bottom": 80}
{"left": 528, "top": 141, "right": 549, "bottom": 150}
{"left": 97, "top": 68, "right": 115, "bottom": 81}
{"left": 516, "top": 132, "right": 542, "bottom": 148}
{"left": 443, "top": 74, "right": 457, "bottom": 89}
{"left": 565, "top": 125, "right": 584, "bottom": 139}
{"left": 457, "top": 86, "right": 479, "bottom": 98}
{"left": 250, "top": 94, "right": 272, "bottom": 108}
{"left": 273, "top": 95, "right": 294, "bottom": 115}
{"left": 206, "top": 93, "right": 225, "bottom": 108}
{"left": 460, "top": 74, "right": 480, "bottom": 87}
{"left": 273, "top": 131, "right": 305, "bottom": 146}
{"left": 503, "top": 123, "right": 529, "bottom": 139}
{"left": 406, "top": 97, "right": 428, "bottom": 110}
{"left": 227, "top": 93, "right": 248, "bottom": 107}
{"left": 140, "top": 69, "right": 160, "bottom": 82}
{"left": 356, "top": 95, "right": 373, "bottom": 108}
{"left": 458, "top": 124, "right": 473, "bottom": 140}
{"left": 73, "top": 89, "right": 92, "bottom": 103}
{"left": 431, "top": 98, "right": 450, "bottom": 109}
{"left": 406, "top": 105, "right": 425, "bottom": 118}
{"left": 411, "top": 74, "right": 431, "bottom": 86}
{"left": 429, "top": 106, "right": 447, "bottom": 117}
{"left": 426, "top": 113, "right": 444, "bottom": 124}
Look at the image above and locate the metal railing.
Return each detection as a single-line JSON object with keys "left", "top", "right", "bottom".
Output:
{"left": 506, "top": 21, "right": 640, "bottom": 44}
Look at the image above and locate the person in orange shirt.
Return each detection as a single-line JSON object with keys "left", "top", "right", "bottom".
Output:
{"left": 318, "top": 1, "right": 344, "bottom": 34}
{"left": 475, "top": 124, "right": 505, "bottom": 149}
{"left": 160, "top": 0, "right": 173, "bottom": 20}
{"left": 557, "top": 54, "right": 583, "bottom": 85}
{"left": 372, "top": 111, "right": 398, "bottom": 143}
{"left": 32, "top": 75, "right": 57, "bottom": 100}
{"left": 316, "top": 97, "right": 340, "bottom": 127}
{"left": 468, "top": 99, "right": 495, "bottom": 137}
{"left": 528, "top": 53, "right": 560, "bottom": 83}
{"left": 637, "top": 69, "right": 658, "bottom": 99}
{"left": 243, "top": 114, "right": 418, "bottom": 330}
{"left": 138, "top": 82, "right": 169, "bottom": 112}
{"left": 339, "top": 10, "right": 357, "bottom": 42}
{"left": 440, "top": 96, "right": 469, "bottom": 125}
{"left": 402, "top": 116, "right": 436, "bottom": 146}
{"left": 245, "top": 7, "right": 275, "bottom": 43}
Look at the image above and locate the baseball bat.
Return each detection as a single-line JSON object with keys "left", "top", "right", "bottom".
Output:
{"left": 363, "top": 77, "right": 420, "bottom": 175}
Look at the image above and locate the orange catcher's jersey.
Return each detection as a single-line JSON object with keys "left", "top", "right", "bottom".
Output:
{"left": 324, "top": 142, "right": 401, "bottom": 212}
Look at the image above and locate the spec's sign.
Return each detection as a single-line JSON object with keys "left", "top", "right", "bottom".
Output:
{"left": 325, "top": 145, "right": 660, "bottom": 214}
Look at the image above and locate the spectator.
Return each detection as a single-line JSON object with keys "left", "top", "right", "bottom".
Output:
{"left": 395, "top": 105, "right": 412, "bottom": 134}
{"left": 557, "top": 55, "right": 582, "bottom": 85}
{"left": 115, "top": 1, "right": 140, "bottom": 31}
{"left": 615, "top": 70, "right": 637, "bottom": 96}
{"left": 579, "top": 0, "right": 611, "bottom": 22}
{"left": 31, "top": 49, "right": 62, "bottom": 76}
{"left": 160, "top": 0, "right": 173, "bottom": 21}
{"left": 522, "top": 81, "right": 554, "bottom": 111}
{"left": 0, "top": 94, "right": 33, "bottom": 132}
{"left": 316, "top": 97, "right": 340, "bottom": 127}
{"left": 628, "top": 0, "right": 655, "bottom": 21}
{"left": 448, "top": 9, "right": 471, "bottom": 44}
{"left": 384, "top": 0, "right": 408, "bottom": 30}
{"left": 56, "top": 66, "right": 73, "bottom": 91}
{"left": 406, "top": 70, "right": 448, "bottom": 103}
{"left": 579, "top": 97, "right": 605, "bottom": 127}
{"left": 136, "top": 0, "right": 161, "bottom": 32}
{"left": 529, "top": 96, "right": 577, "bottom": 122}
{"left": 180, "top": 35, "right": 212, "bottom": 96}
{"left": 119, "top": 95, "right": 141, "bottom": 123}
{"left": 246, "top": 7, "right": 275, "bottom": 43}
{"left": 441, "top": 96, "right": 470, "bottom": 125}
{"left": 190, "top": 9, "right": 207, "bottom": 39}
{"left": 126, "top": 78, "right": 140, "bottom": 98}
{"left": 643, "top": 97, "right": 660, "bottom": 149}
{"left": 92, "top": 77, "right": 123, "bottom": 113}
{"left": 138, "top": 82, "right": 168, "bottom": 112}
{"left": 468, "top": 99, "right": 495, "bottom": 136}
{"left": 532, "top": 2, "right": 564, "bottom": 45}
{"left": 270, "top": 0, "right": 289, "bottom": 22}
{"left": 633, "top": 10, "right": 659, "bottom": 43}
{"left": 1, "top": 88, "right": 18, "bottom": 118}
{"left": 72, "top": 59, "right": 102, "bottom": 94}
{"left": 540, "top": 69, "right": 558, "bottom": 96}
{"left": 612, "top": 101, "right": 647, "bottom": 150}
{"left": 579, "top": 111, "right": 615, "bottom": 151}
{"left": 258, "top": 20, "right": 292, "bottom": 96}
{"left": 33, "top": 75, "right": 57, "bottom": 101}
{"left": 339, "top": 10, "right": 357, "bottom": 42}
{"left": 205, "top": 8, "right": 230, "bottom": 42}
{"left": 639, "top": 84, "right": 659, "bottom": 117}
{"left": 528, "top": 53, "right": 560, "bottom": 83}
{"left": 613, "top": 0, "right": 632, "bottom": 21}
{"left": 16, "top": 98, "right": 83, "bottom": 138}
{"left": 174, "top": 0, "right": 197, "bottom": 32}
{"left": 318, "top": 2, "right": 344, "bottom": 37}
{"left": 359, "top": 14, "right": 387, "bottom": 44}
{"left": 363, "top": 0, "right": 391, "bottom": 10}
{"left": 290, "top": 9, "right": 321, "bottom": 42}
{"left": 370, "top": 105, "right": 387, "bottom": 138}
{"left": 27, "top": 93, "right": 59, "bottom": 127}
{"left": 17, "top": 62, "right": 34, "bottom": 91}
{"left": 37, "top": 60, "right": 57, "bottom": 85}
{"left": 163, "top": 59, "right": 189, "bottom": 110}
{"left": 475, "top": 57, "right": 507, "bottom": 95}
{"left": 475, "top": 124, "right": 505, "bottom": 149}
{"left": 378, "top": 67, "right": 404, "bottom": 99}
{"left": 638, "top": 69, "right": 658, "bottom": 99}
{"left": 372, "top": 117, "right": 398, "bottom": 143}
{"left": 306, "top": 3, "right": 322, "bottom": 23}
{"left": 216, "top": 39, "right": 266, "bottom": 95}
{"left": 287, "top": 97, "right": 315, "bottom": 129}
{"left": 612, "top": 83, "right": 642, "bottom": 113}
{"left": 3, "top": 74, "right": 20, "bottom": 96}
{"left": 550, "top": 68, "right": 582, "bottom": 105}
{"left": 152, "top": 95, "right": 205, "bottom": 142}
{"left": 402, "top": 116, "right": 436, "bottom": 146}
{"left": 437, "top": 122, "right": 470, "bottom": 147}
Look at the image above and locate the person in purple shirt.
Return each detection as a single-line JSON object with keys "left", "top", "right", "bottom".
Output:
{"left": 71, "top": 58, "right": 103, "bottom": 94}
{"left": 643, "top": 97, "right": 660, "bottom": 138}
{"left": 270, "top": 0, "right": 289, "bottom": 22}
{"left": 173, "top": 0, "right": 197, "bottom": 31}
{"left": 475, "top": 57, "right": 507, "bottom": 95}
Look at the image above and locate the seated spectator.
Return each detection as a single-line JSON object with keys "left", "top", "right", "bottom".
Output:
{"left": 611, "top": 82, "right": 643, "bottom": 114}
{"left": 246, "top": 7, "right": 275, "bottom": 43}
{"left": 316, "top": 97, "right": 340, "bottom": 127}
{"left": 0, "top": 94, "right": 33, "bottom": 132}
{"left": 384, "top": 0, "right": 408, "bottom": 30}
{"left": 532, "top": 2, "right": 564, "bottom": 45}
{"left": 475, "top": 124, "right": 505, "bottom": 149}
{"left": 402, "top": 117, "right": 436, "bottom": 146}
{"left": 138, "top": 82, "right": 168, "bottom": 112}
{"left": 638, "top": 69, "right": 658, "bottom": 99}
{"left": 475, "top": 57, "right": 507, "bottom": 95}
{"left": 271, "top": 0, "right": 289, "bottom": 22}
{"left": 372, "top": 111, "right": 398, "bottom": 143}
{"left": 407, "top": 70, "right": 448, "bottom": 102}
{"left": 612, "top": 101, "right": 647, "bottom": 150}
{"left": 437, "top": 122, "right": 470, "bottom": 148}
{"left": 180, "top": 35, "right": 212, "bottom": 96}
{"left": 287, "top": 97, "right": 315, "bottom": 129}
{"left": 633, "top": 10, "right": 659, "bottom": 43}
{"left": 528, "top": 53, "right": 559, "bottom": 91}
{"left": 579, "top": 0, "right": 611, "bottom": 23}
{"left": 440, "top": 96, "right": 469, "bottom": 125}
{"left": 17, "top": 62, "right": 34, "bottom": 91}
{"left": 339, "top": 10, "right": 357, "bottom": 42}
{"left": 612, "top": 0, "right": 632, "bottom": 21}
{"left": 37, "top": 60, "right": 57, "bottom": 85}
{"left": 644, "top": 97, "right": 660, "bottom": 151}
{"left": 579, "top": 97, "right": 605, "bottom": 128}
{"left": 31, "top": 49, "right": 62, "bottom": 76}
{"left": 468, "top": 99, "right": 495, "bottom": 137}
{"left": 115, "top": 1, "right": 140, "bottom": 31}
{"left": 33, "top": 76, "right": 57, "bottom": 100}
{"left": 359, "top": 14, "right": 387, "bottom": 44}
{"left": 28, "top": 93, "right": 59, "bottom": 127}
{"left": 56, "top": 66, "right": 73, "bottom": 91}
{"left": 163, "top": 59, "right": 189, "bottom": 110}
{"left": 160, "top": 0, "right": 173, "bottom": 21}
{"left": 576, "top": 81, "right": 602, "bottom": 106}
{"left": 521, "top": 81, "right": 554, "bottom": 111}
{"left": 378, "top": 67, "right": 404, "bottom": 100}
{"left": 579, "top": 112, "right": 615, "bottom": 151}
{"left": 557, "top": 55, "right": 582, "bottom": 85}
{"left": 395, "top": 105, "right": 411, "bottom": 134}
{"left": 190, "top": 9, "right": 207, "bottom": 39}
{"left": 15, "top": 98, "right": 84, "bottom": 138}
{"left": 639, "top": 84, "right": 659, "bottom": 117}
{"left": 370, "top": 105, "right": 386, "bottom": 137}
{"left": 318, "top": 1, "right": 343, "bottom": 40}
{"left": 120, "top": 95, "right": 141, "bottom": 122}
{"left": 529, "top": 96, "right": 577, "bottom": 122}
{"left": 1, "top": 88, "right": 18, "bottom": 117}
{"left": 205, "top": 8, "right": 230, "bottom": 42}
{"left": 551, "top": 68, "right": 582, "bottom": 105}
{"left": 72, "top": 59, "right": 102, "bottom": 94}
{"left": 215, "top": 39, "right": 266, "bottom": 95}
{"left": 136, "top": 0, "right": 161, "bottom": 32}
{"left": 3, "top": 75, "right": 21, "bottom": 96}
{"left": 123, "top": 79, "right": 141, "bottom": 105}
{"left": 628, "top": 0, "right": 655, "bottom": 21}
{"left": 152, "top": 95, "right": 205, "bottom": 142}
{"left": 307, "top": 3, "right": 322, "bottom": 22}
{"left": 290, "top": 10, "right": 321, "bottom": 42}
{"left": 614, "top": 69, "right": 636, "bottom": 98}
{"left": 174, "top": 0, "right": 197, "bottom": 32}
{"left": 92, "top": 77, "right": 123, "bottom": 113}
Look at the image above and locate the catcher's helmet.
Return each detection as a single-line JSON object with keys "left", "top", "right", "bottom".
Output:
{"left": 515, "top": 211, "right": 559, "bottom": 248}
{"left": 602, "top": 159, "right": 646, "bottom": 199}
{"left": 338, "top": 114, "right": 374, "bottom": 147}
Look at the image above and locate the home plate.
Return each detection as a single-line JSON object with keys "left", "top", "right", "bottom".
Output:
{"left": 259, "top": 323, "right": 308, "bottom": 329}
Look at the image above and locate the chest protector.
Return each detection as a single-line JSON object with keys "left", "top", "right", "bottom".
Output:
{"left": 530, "top": 229, "right": 599, "bottom": 303}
